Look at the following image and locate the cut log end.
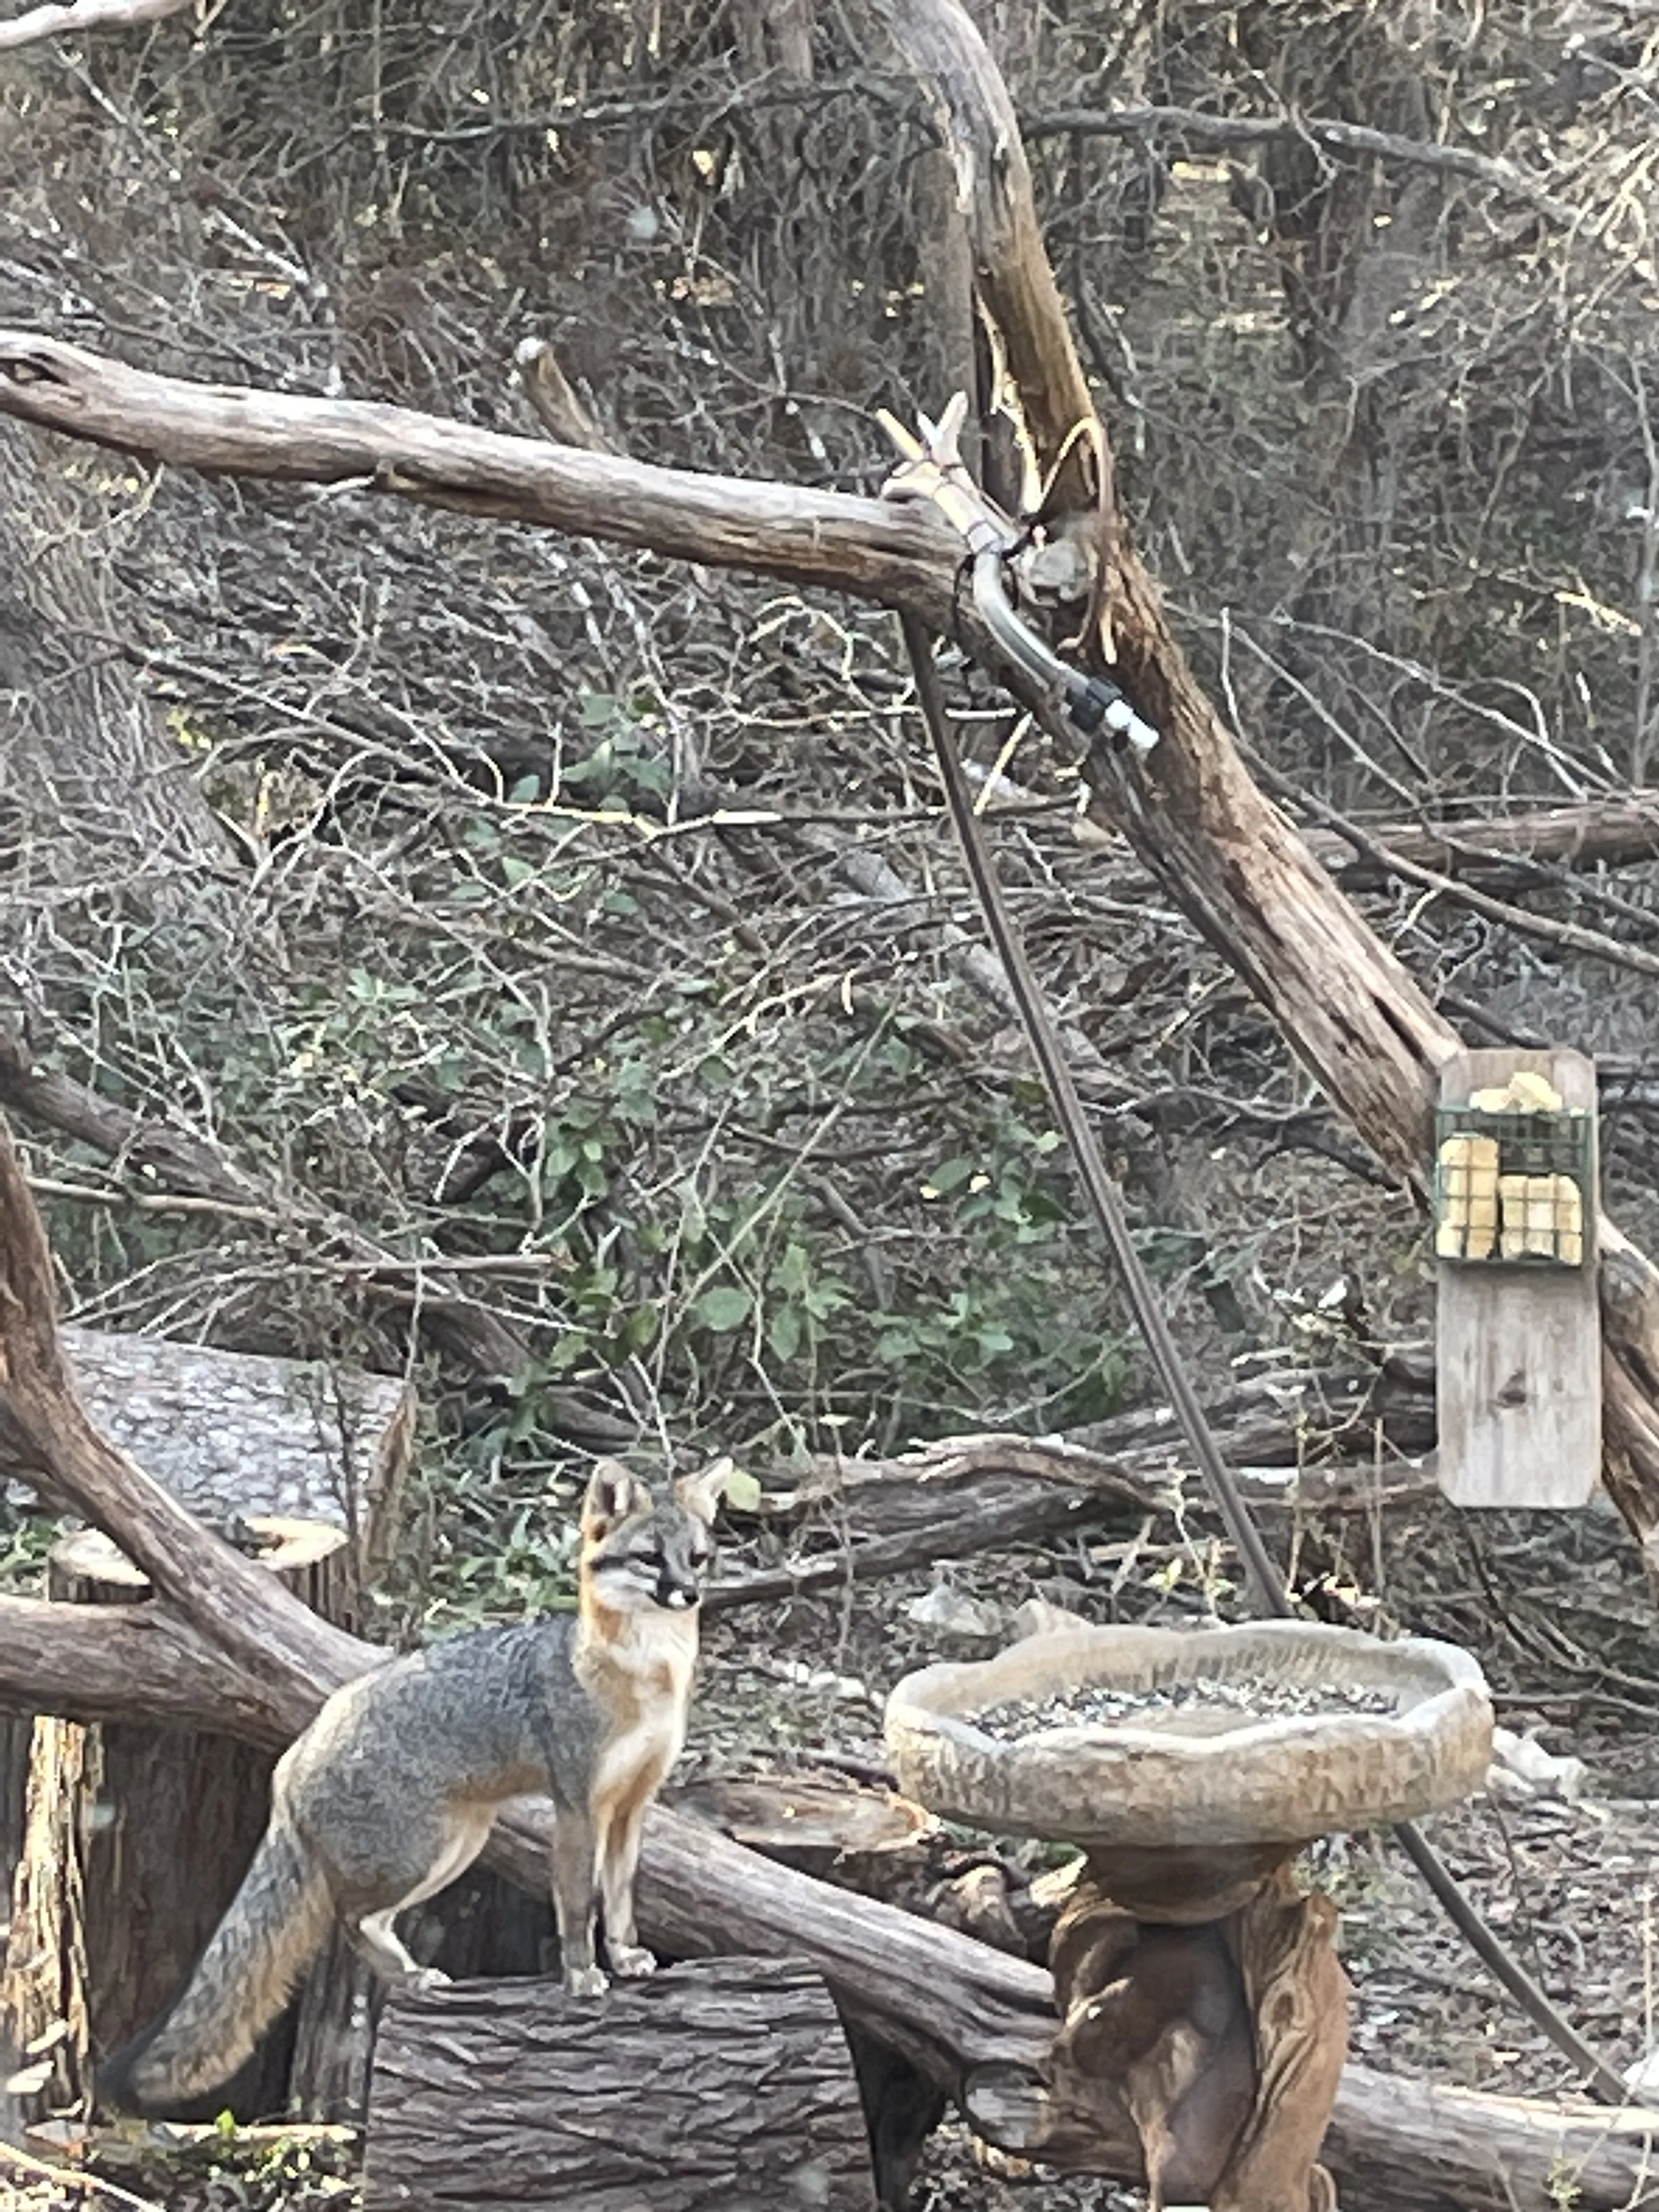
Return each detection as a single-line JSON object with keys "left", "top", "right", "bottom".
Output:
{"left": 363, "top": 1958, "right": 878, "bottom": 2212}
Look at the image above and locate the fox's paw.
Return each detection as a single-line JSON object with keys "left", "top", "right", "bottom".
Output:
{"left": 565, "top": 1964, "right": 611, "bottom": 1999}
{"left": 608, "top": 1943, "right": 658, "bottom": 1980}
{"left": 408, "top": 1966, "right": 452, "bottom": 1993}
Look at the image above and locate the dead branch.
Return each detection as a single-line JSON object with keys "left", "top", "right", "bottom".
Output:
{"left": 1249, "top": 748, "right": 1659, "bottom": 983}
{"left": 0, "top": 1596, "right": 285, "bottom": 1739}
{"left": 1024, "top": 105, "right": 1573, "bottom": 223}
{"left": 0, "top": 0, "right": 191, "bottom": 54}
{"left": 512, "top": 337, "right": 614, "bottom": 454}
{"left": 1305, "top": 794, "right": 1659, "bottom": 886}
{"left": 0, "top": 331, "right": 957, "bottom": 622}
{"left": 0, "top": 1029, "right": 625, "bottom": 1438}
{"left": 708, "top": 1381, "right": 1437, "bottom": 1605}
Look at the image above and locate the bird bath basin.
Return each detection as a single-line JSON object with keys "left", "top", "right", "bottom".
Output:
{"left": 887, "top": 1618, "right": 1494, "bottom": 2208}
{"left": 887, "top": 1618, "right": 1490, "bottom": 1905}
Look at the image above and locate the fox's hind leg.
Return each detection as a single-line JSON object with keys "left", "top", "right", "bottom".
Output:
{"left": 550, "top": 1808, "right": 607, "bottom": 1996}
{"left": 348, "top": 1908, "right": 449, "bottom": 1989}
{"left": 337, "top": 1805, "right": 493, "bottom": 1990}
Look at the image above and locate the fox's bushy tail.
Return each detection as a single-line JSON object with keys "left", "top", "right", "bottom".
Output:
{"left": 98, "top": 1819, "right": 332, "bottom": 2113}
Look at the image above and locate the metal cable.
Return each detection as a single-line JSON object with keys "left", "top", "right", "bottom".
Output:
{"left": 899, "top": 610, "right": 1631, "bottom": 2107}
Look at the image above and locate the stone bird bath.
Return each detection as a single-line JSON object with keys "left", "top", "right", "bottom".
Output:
{"left": 887, "top": 1618, "right": 1493, "bottom": 2212}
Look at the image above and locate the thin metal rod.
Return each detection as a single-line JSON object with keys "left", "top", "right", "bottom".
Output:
{"left": 900, "top": 611, "right": 1632, "bottom": 2107}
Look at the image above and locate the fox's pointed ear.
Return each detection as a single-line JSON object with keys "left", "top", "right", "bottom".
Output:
{"left": 583, "top": 1458, "right": 642, "bottom": 1534}
{"left": 675, "top": 1455, "right": 732, "bottom": 1525}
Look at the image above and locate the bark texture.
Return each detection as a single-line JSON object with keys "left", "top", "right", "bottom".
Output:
{"left": 58, "top": 1327, "right": 413, "bottom": 1564}
{"left": 362, "top": 1960, "right": 878, "bottom": 2212}
{"left": 3, "top": 1523, "right": 356, "bottom": 2119}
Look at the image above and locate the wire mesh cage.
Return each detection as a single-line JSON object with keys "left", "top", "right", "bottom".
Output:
{"left": 1434, "top": 1105, "right": 1595, "bottom": 1270}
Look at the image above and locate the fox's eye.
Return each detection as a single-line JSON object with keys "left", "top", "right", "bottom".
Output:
{"left": 639, "top": 1550, "right": 666, "bottom": 1571}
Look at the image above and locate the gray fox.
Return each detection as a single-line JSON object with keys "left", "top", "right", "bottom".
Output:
{"left": 100, "top": 1455, "right": 730, "bottom": 2114}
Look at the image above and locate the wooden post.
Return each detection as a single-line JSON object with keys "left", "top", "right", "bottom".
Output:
{"left": 1436, "top": 1048, "right": 1601, "bottom": 1506}
{"left": 362, "top": 1959, "right": 879, "bottom": 2212}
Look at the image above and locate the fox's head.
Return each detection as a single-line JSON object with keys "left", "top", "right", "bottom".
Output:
{"left": 579, "top": 1457, "right": 730, "bottom": 1613}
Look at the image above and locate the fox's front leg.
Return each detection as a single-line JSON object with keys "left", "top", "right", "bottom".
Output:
{"left": 600, "top": 1797, "right": 656, "bottom": 1980}
{"left": 550, "top": 1810, "right": 607, "bottom": 1997}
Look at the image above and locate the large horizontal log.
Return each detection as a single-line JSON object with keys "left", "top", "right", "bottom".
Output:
{"left": 0, "top": 331, "right": 958, "bottom": 622}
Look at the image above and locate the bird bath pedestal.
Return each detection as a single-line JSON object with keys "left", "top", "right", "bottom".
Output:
{"left": 887, "top": 1620, "right": 1492, "bottom": 2212}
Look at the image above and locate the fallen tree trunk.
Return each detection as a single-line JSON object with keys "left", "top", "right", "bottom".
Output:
{"left": 362, "top": 1961, "right": 879, "bottom": 2212}
{"left": 707, "top": 1376, "right": 1438, "bottom": 1609}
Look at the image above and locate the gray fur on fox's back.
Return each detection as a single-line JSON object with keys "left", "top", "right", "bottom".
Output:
{"left": 102, "top": 1618, "right": 595, "bottom": 2113}
{"left": 101, "top": 1819, "right": 332, "bottom": 2109}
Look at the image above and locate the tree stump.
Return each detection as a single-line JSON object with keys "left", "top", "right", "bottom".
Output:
{"left": 0, "top": 1327, "right": 415, "bottom": 2121}
{"left": 2, "top": 1520, "right": 357, "bottom": 2120}
{"left": 362, "top": 1958, "right": 879, "bottom": 2212}
{"left": 0, "top": 1328, "right": 415, "bottom": 1891}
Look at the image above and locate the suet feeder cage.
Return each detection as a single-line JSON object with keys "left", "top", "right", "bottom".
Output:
{"left": 1435, "top": 1049, "right": 1600, "bottom": 1508}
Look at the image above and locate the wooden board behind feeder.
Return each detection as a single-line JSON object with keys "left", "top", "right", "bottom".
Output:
{"left": 362, "top": 1959, "right": 879, "bottom": 2212}
{"left": 1435, "top": 1049, "right": 1601, "bottom": 1508}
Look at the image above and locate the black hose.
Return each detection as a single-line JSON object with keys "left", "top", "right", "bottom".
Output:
{"left": 900, "top": 608, "right": 1631, "bottom": 2107}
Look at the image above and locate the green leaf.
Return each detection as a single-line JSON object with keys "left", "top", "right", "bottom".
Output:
{"left": 623, "top": 1303, "right": 659, "bottom": 1352}
{"left": 924, "top": 1156, "right": 977, "bottom": 1195}
{"left": 722, "top": 1466, "right": 764, "bottom": 1513}
{"left": 768, "top": 1304, "right": 803, "bottom": 1363}
{"left": 693, "top": 1285, "right": 753, "bottom": 1333}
